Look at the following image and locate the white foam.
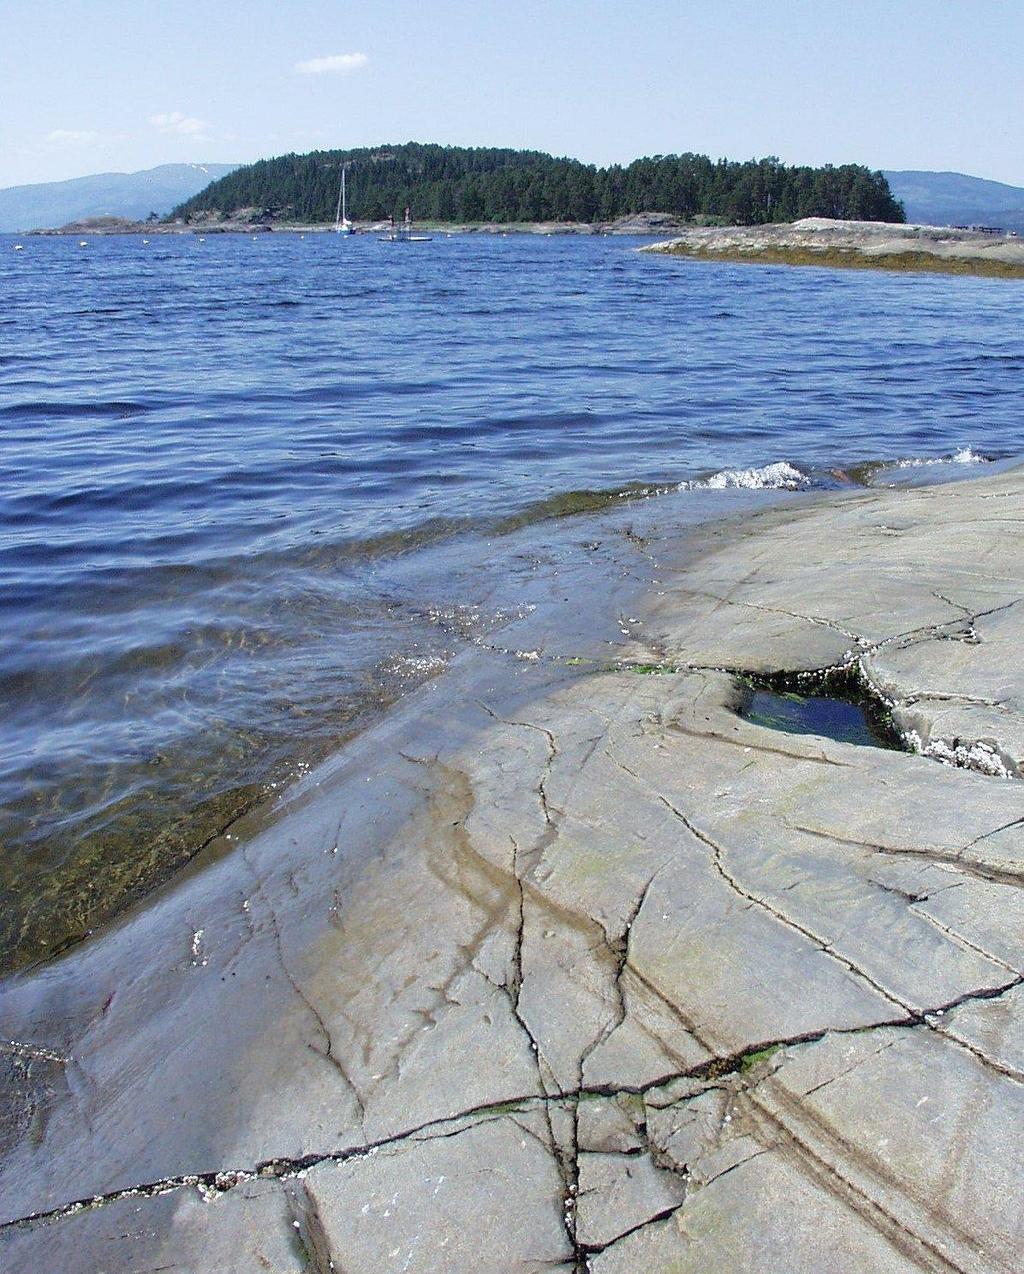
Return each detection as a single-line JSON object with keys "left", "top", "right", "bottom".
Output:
{"left": 386, "top": 654, "right": 448, "bottom": 678}
{"left": 893, "top": 447, "right": 989, "bottom": 469}
{"left": 681, "top": 461, "right": 809, "bottom": 492}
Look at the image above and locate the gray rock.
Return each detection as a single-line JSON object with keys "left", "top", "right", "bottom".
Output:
{"left": 3, "top": 467, "right": 1023, "bottom": 1270}
{"left": 302, "top": 1112, "right": 571, "bottom": 1273}
{"left": 0, "top": 1179, "right": 304, "bottom": 1273}
{"left": 576, "top": 1148, "right": 687, "bottom": 1248}
{"left": 644, "top": 217, "right": 1024, "bottom": 275}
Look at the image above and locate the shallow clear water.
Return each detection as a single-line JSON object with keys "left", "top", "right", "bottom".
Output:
{"left": 2, "top": 231, "right": 1023, "bottom": 971}
{"left": 741, "top": 689, "right": 898, "bottom": 750}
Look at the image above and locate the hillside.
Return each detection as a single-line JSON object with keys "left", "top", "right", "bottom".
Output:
{"left": 0, "top": 163, "right": 239, "bottom": 232}
{"left": 883, "top": 169, "right": 1024, "bottom": 232}
{"left": 174, "top": 143, "right": 904, "bottom": 226}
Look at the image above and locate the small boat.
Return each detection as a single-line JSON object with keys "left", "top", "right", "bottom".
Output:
{"left": 13, "top": 244, "right": 24, "bottom": 251}
{"left": 334, "top": 163, "right": 354, "bottom": 235}
{"left": 378, "top": 207, "right": 431, "bottom": 242}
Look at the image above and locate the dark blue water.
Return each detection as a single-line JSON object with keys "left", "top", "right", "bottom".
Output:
{"left": 2, "top": 230, "right": 1023, "bottom": 971}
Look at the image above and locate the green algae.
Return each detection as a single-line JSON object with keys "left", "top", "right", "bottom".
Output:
{"left": 739, "top": 1044, "right": 782, "bottom": 1072}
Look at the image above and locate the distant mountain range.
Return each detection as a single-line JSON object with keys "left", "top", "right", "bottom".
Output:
{"left": 883, "top": 170, "right": 1024, "bottom": 232}
{"left": 0, "top": 163, "right": 239, "bottom": 232}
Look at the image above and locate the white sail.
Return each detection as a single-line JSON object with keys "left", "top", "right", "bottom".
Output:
{"left": 334, "top": 164, "right": 353, "bottom": 234}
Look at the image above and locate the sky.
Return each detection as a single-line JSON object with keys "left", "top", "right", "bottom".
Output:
{"left": 2, "top": 0, "right": 1023, "bottom": 190}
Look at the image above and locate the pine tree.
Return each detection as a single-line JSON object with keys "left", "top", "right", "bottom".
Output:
{"left": 172, "top": 143, "right": 906, "bottom": 227}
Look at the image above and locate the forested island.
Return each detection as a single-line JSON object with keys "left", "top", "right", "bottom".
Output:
{"left": 172, "top": 143, "right": 904, "bottom": 226}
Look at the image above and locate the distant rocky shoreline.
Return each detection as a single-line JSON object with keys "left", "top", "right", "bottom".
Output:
{"left": 28, "top": 216, "right": 1024, "bottom": 275}
{"left": 24, "top": 212, "right": 698, "bottom": 238}
{"left": 646, "top": 216, "right": 1024, "bottom": 278}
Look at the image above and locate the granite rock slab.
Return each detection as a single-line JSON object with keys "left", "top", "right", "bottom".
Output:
{"left": 2, "top": 469, "right": 1023, "bottom": 1271}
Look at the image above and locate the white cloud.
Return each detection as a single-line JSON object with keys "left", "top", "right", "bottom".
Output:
{"left": 47, "top": 129, "right": 101, "bottom": 145}
{"left": 294, "top": 52, "right": 368, "bottom": 76}
{"left": 149, "top": 111, "right": 210, "bottom": 138}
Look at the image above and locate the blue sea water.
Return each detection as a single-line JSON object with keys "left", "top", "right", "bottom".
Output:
{"left": 2, "top": 230, "right": 1023, "bottom": 969}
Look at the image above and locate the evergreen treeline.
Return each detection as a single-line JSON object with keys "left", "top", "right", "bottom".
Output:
{"left": 173, "top": 143, "right": 905, "bottom": 225}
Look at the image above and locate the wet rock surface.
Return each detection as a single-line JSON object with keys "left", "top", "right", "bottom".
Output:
{"left": 2, "top": 470, "right": 1023, "bottom": 1271}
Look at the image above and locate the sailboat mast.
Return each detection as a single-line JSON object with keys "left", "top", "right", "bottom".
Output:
{"left": 334, "top": 172, "right": 343, "bottom": 230}
{"left": 341, "top": 166, "right": 347, "bottom": 223}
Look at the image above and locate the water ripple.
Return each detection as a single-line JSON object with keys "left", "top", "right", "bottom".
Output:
{"left": 2, "top": 230, "right": 1023, "bottom": 972}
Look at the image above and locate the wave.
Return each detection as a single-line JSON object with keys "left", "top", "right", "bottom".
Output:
{"left": 679, "top": 461, "right": 810, "bottom": 491}
{"left": 892, "top": 447, "right": 990, "bottom": 468}
{"left": 0, "top": 399, "right": 150, "bottom": 421}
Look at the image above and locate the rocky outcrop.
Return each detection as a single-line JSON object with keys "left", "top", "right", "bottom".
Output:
{"left": 601, "top": 212, "right": 689, "bottom": 235}
{"left": 29, "top": 210, "right": 277, "bottom": 235}
{"left": 646, "top": 217, "right": 1024, "bottom": 277}
{"left": 2, "top": 470, "right": 1023, "bottom": 1271}
{"left": 28, "top": 215, "right": 161, "bottom": 236}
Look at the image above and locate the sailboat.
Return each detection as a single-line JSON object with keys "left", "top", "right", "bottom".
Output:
{"left": 333, "top": 164, "right": 354, "bottom": 235}
{"left": 378, "top": 206, "right": 432, "bottom": 243}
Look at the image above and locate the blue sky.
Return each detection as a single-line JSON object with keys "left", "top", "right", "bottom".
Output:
{"left": 2, "top": 0, "right": 1022, "bottom": 189}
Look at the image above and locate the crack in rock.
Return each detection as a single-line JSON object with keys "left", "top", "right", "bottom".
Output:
{"left": 666, "top": 719, "right": 850, "bottom": 767}
{"left": 691, "top": 590, "right": 867, "bottom": 646}
{"left": 578, "top": 867, "right": 666, "bottom": 1080}
{"left": 0, "top": 1041, "right": 70, "bottom": 1065}
{"left": 742, "top": 1062, "right": 1011, "bottom": 1274}
{"left": 605, "top": 749, "right": 915, "bottom": 1017}
{"left": 578, "top": 1199, "right": 687, "bottom": 1259}
{"left": 785, "top": 822, "right": 1024, "bottom": 891}
{"left": 239, "top": 845, "right": 367, "bottom": 1133}
{"left": 5, "top": 979, "right": 1018, "bottom": 1237}
{"left": 475, "top": 700, "right": 560, "bottom": 828}
{"left": 284, "top": 1180, "right": 338, "bottom": 1274}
